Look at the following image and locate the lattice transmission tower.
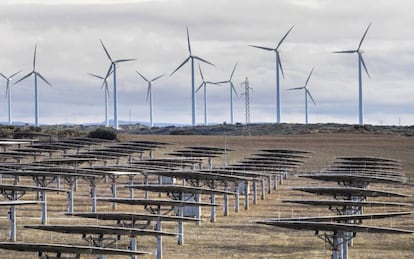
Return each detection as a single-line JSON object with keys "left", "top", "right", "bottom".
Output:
{"left": 240, "top": 77, "right": 253, "bottom": 124}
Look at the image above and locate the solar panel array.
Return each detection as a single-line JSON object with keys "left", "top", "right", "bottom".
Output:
{"left": 256, "top": 156, "right": 412, "bottom": 259}
{"left": 0, "top": 137, "right": 307, "bottom": 258}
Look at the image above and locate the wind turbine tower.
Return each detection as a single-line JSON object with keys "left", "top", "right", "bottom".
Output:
{"left": 0, "top": 71, "right": 21, "bottom": 125}
{"left": 100, "top": 39, "right": 135, "bottom": 130}
{"left": 217, "top": 62, "right": 238, "bottom": 124}
{"left": 249, "top": 26, "right": 294, "bottom": 124}
{"left": 287, "top": 68, "right": 316, "bottom": 124}
{"left": 136, "top": 71, "right": 165, "bottom": 128}
{"left": 15, "top": 44, "right": 52, "bottom": 127}
{"left": 171, "top": 27, "right": 214, "bottom": 126}
{"left": 88, "top": 72, "right": 112, "bottom": 127}
{"left": 333, "top": 23, "right": 372, "bottom": 126}
{"left": 196, "top": 64, "right": 218, "bottom": 126}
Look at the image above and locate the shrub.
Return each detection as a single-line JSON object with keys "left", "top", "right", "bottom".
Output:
{"left": 87, "top": 127, "right": 117, "bottom": 140}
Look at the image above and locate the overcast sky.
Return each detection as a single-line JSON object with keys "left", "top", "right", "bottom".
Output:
{"left": 0, "top": 0, "right": 413, "bottom": 126}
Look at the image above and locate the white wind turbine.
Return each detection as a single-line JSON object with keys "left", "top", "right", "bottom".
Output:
{"left": 287, "top": 68, "right": 316, "bottom": 124}
{"left": 136, "top": 71, "right": 165, "bottom": 128}
{"left": 0, "top": 71, "right": 21, "bottom": 125}
{"left": 100, "top": 39, "right": 135, "bottom": 130}
{"left": 170, "top": 27, "right": 214, "bottom": 126}
{"left": 217, "top": 62, "right": 238, "bottom": 124}
{"left": 195, "top": 64, "right": 219, "bottom": 126}
{"left": 249, "top": 26, "right": 294, "bottom": 124}
{"left": 15, "top": 44, "right": 52, "bottom": 127}
{"left": 88, "top": 71, "right": 112, "bottom": 127}
{"left": 333, "top": 23, "right": 372, "bottom": 126}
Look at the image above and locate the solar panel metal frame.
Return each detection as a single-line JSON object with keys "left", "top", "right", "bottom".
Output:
{"left": 0, "top": 242, "right": 150, "bottom": 256}
{"left": 66, "top": 212, "right": 201, "bottom": 222}
{"left": 256, "top": 220, "right": 414, "bottom": 234}
{"left": 281, "top": 199, "right": 412, "bottom": 207}
{"left": 125, "top": 184, "right": 237, "bottom": 195}
{"left": 24, "top": 224, "right": 177, "bottom": 237}
{"left": 292, "top": 186, "right": 410, "bottom": 197}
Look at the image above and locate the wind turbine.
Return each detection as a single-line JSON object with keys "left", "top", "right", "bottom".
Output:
{"left": 195, "top": 64, "right": 218, "bottom": 126}
{"left": 0, "top": 71, "right": 21, "bottom": 125}
{"left": 333, "top": 23, "right": 372, "bottom": 126}
{"left": 170, "top": 27, "right": 214, "bottom": 126}
{"left": 217, "top": 62, "right": 238, "bottom": 124}
{"left": 249, "top": 25, "right": 294, "bottom": 124}
{"left": 15, "top": 44, "right": 52, "bottom": 127}
{"left": 136, "top": 71, "right": 165, "bottom": 128}
{"left": 88, "top": 71, "right": 112, "bottom": 127}
{"left": 287, "top": 68, "right": 316, "bottom": 124}
{"left": 100, "top": 39, "right": 135, "bottom": 130}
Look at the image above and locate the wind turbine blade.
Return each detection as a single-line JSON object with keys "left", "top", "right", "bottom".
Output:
{"left": 136, "top": 71, "right": 149, "bottom": 82}
{"left": 248, "top": 45, "right": 274, "bottom": 51}
{"left": 88, "top": 73, "right": 104, "bottom": 80}
{"left": 276, "top": 25, "right": 294, "bottom": 50}
{"left": 277, "top": 52, "right": 285, "bottom": 79}
{"left": 150, "top": 74, "right": 165, "bottom": 82}
{"left": 216, "top": 80, "right": 228, "bottom": 84}
{"left": 231, "top": 82, "right": 238, "bottom": 97}
{"left": 196, "top": 82, "right": 204, "bottom": 93}
{"left": 287, "top": 86, "right": 304, "bottom": 90}
{"left": 146, "top": 84, "right": 151, "bottom": 102}
{"left": 0, "top": 72, "right": 7, "bottom": 80}
{"left": 10, "top": 70, "right": 22, "bottom": 79}
{"left": 104, "top": 64, "right": 113, "bottom": 80}
{"left": 230, "top": 62, "right": 238, "bottom": 80}
{"left": 186, "top": 26, "right": 192, "bottom": 55}
{"left": 332, "top": 50, "right": 356, "bottom": 54}
{"left": 170, "top": 57, "right": 190, "bottom": 76}
{"left": 307, "top": 89, "right": 316, "bottom": 105}
{"left": 114, "top": 58, "right": 136, "bottom": 63}
{"left": 37, "top": 72, "right": 52, "bottom": 87}
{"left": 99, "top": 39, "right": 112, "bottom": 62}
{"left": 358, "top": 22, "right": 372, "bottom": 50}
{"left": 14, "top": 72, "right": 33, "bottom": 85}
{"left": 206, "top": 81, "right": 220, "bottom": 85}
{"left": 304, "top": 67, "right": 314, "bottom": 87}
{"left": 33, "top": 44, "right": 37, "bottom": 70}
{"left": 193, "top": 56, "right": 214, "bottom": 66}
{"left": 360, "top": 54, "right": 370, "bottom": 78}
{"left": 198, "top": 63, "right": 205, "bottom": 81}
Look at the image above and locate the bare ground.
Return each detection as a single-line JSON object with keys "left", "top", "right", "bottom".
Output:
{"left": 0, "top": 133, "right": 413, "bottom": 258}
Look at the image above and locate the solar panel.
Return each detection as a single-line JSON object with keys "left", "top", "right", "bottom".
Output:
{"left": 256, "top": 220, "right": 414, "bottom": 234}
{"left": 0, "top": 242, "right": 150, "bottom": 256}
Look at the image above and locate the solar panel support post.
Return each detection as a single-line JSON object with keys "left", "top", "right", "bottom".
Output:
{"left": 224, "top": 193, "right": 229, "bottom": 216}
{"left": 111, "top": 178, "right": 117, "bottom": 210}
{"left": 90, "top": 183, "right": 97, "bottom": 213}
{"left": 253, "top": 179, "right": 257, "bottom": 205}
{"left": 56, "top": 176, "right": 61, "bottom": 189}
{"left": 178, "top": 190, "right": 184, "bottom": 245}
{"left": 343, "top": 234, "right": 349, "bottom": 259}
{"left": 195, "top": 193, "right": 201, "bottom": 225}
{"left": 68, "top": 188, "right": 74, "bottom": 213}
{"left": 267, "top": 175, "right": 271, "bottom": 194}
{"left": 9, "top": 205, "right": 16, "bottom": 241}
{"left": 156, "top": 205, "right": 163, "bottom": 259}
{"left": 244, "top": 180, "right": 249, "bottom": 210}
{"left": 235, "top": 191, "right": 239, "bottom": 212}
{"left": 273, "top": 175, "right": 278, "bottom": 190}
{"left": 129, "top": 176, "right": 134, "bottom": 199}
{"left": 41, "top": 191, "right": 47, "bottom": 224}
{"left": 130, "top": 236, "right": 137, "bottom": 259}
{"left": 210, "top": 194, "right": 216, "bottom": 223}
{"left": 260, "top": 178, "right": 265, "bottom": 200}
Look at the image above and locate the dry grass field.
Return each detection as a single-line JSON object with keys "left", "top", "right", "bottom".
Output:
{"left": 0, "top": 133, "right": 413, "bottom": 258}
